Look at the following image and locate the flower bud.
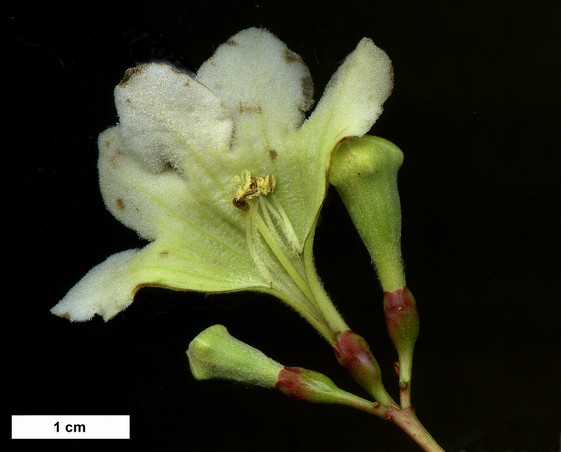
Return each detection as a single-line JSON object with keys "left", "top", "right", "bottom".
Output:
{"left": 333, "top": 330, "right": 393, "bottom": 407}
{"left": 383, "top": 287, "right": 419, "bottom": 385}
{"left": 329, "top": 135, "right": 405, "bottom": 291}
{"left": 186, "top": 324, "right": 282, "bottom": 388}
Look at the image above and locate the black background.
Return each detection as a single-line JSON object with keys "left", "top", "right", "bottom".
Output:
{"left": 10, "top": 1, "right": 561, "bottom": 451}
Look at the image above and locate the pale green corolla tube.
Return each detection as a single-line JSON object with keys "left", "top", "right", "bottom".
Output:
{"left": 329, "top": 136, "right": 419, "bottom": 405}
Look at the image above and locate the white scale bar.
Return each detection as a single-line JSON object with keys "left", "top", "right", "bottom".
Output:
{"left": 12, "top": 415, "right": 130, "bottom": 439}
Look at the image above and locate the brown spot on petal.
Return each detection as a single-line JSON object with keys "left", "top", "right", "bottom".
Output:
{"left": 283, "top": 49, "right": 303, "bottom": 64}
{"left": 115, "top": 198, "right": 125, "bottom": 210}
{"left": 119, "top": 65, "right": 147, "bottom": 87}
{"left": 239, "top": 103, "right": 262, "bottom": 114}
{"left": 268, "top": 148, "right": 278, "bottom": 160}
{"left": 159, "top": 251, "right": 169, "bottom": 258}
{"left": 183, "top": 79, "right": 190, "bottom": 88}
{"left": 161, "top": 160, "right": 175, "bottom": 172}
{"left": 300, "top": 76, "right": 314, "bottom": 112}
{"left": 228, "top": 129, "right": 237, "bottom": 150}
{"left": 226, "top": 38, "right": 238, "bottom": 46}
{"left": 109, "top": 148, "right": 125, "bottom": 169}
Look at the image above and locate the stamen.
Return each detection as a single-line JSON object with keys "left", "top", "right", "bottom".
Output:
{"left": 270, "top": 194, "right": 302, "bottom": 253}
{"left": 251, "top": 208, "right": 315, "bottom": 305}
{"left": 258, "top": 197, "right": 286, "bottom": 249}
{"left": 232, "top": 171, "right": 347, "bottom": 343}
{"left": 246, "top": 212, "right": 274, "bottom": 283}
{"left": 234, "top": 171, "right": 334, "bottom": 332}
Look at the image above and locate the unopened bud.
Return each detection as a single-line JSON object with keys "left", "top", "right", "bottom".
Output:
{"left": 187, "top": 324, "right": 282, "bottom": 388}
{"left": 330, "top": 135, "right": 405, "bottom": 291}
{"left": 334, "top": 330, "right": 392, "bottom": 406}
{"left": 383, "top": 287, "right": 419, "bottom": 384}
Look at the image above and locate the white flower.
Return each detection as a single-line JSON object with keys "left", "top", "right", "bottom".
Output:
{"left": 52, "top": 27, "right": 393, "bottom": 343}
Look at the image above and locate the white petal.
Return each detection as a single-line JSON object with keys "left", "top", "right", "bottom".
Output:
{"left": 98, "top": 126, "right": 192, "bottom": 241}
{"left": 258, "top": 38, "right": 393, "bottom": 246}
{"left": 197, "top": 28, "right": 313, "bottom": 152}
{"left": 302, "top": 38, "right": 393, "bottom": 144}
{"left": 51, "top": 250, "right": 143, "bottom": 321}
{"left": 52, "top": 237, "right": 274, "bottom": 323}
{"left": 114, "top": 62, "right": 234, "bottom": 173}
{"left": 98, "top": 127, "right": 269, "bottom": 293}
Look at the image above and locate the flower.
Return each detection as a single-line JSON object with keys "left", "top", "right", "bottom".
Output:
{"left": 51, "top": 27, "right": 393, "bottom": 343}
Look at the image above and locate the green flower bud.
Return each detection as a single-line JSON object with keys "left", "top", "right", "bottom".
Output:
{"left": 330, "top": 135, "right": 405, "bottom": 291}
{"left": 186, "top": 325, "right": 283, "bottom": 388}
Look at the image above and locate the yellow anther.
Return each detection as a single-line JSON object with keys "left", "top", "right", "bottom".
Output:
{"left": 233, "top": 171, "right": 276, "bottom": 211}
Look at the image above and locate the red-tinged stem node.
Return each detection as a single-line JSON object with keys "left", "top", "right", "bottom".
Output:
{"left": 386, "top": 405, "right": 444, "bottom": 452}
{"left": 333, "top": 330, "right": 393, "bottom": 407}
{"left": 276, "top": 367, "right": 318, "bottom": 402}
{"left": 384, "top": 286, "right": 419, "bottom": 406}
